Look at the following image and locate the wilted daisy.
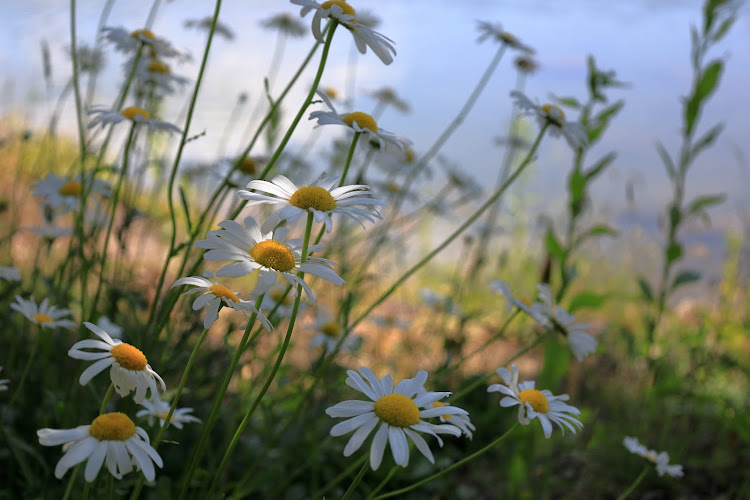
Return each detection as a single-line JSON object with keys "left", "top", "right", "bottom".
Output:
{"left": 88, "top": 105, "right": 181, "bottom": 133}
{"left": 309, "top": 309, "right": 360, "bottom": 353}
{"left": 291, "top": 0, "right": 397, "bottom": 65}
{"left": 0, "top": 367, "right": 9, "bottom": 391}
{"left": 37, "top": 412, "right": 163, "bottom": 482}
{"left": 11, "top": 296, "right": 76, "bottom": 330}
{"left": 326, "top": 367, "right": 467, "bottom": 470}
{"left": 510, "top": 91, "right": 588, "bottom": 148}
{"left": 136, "top": 397, "right": 201, "bottom": 430}
{"left": 69, "top": 322, "right": 165, "bottom": 403}
{"left": 195, "top": 216, "right": 344, "bottom": 304}
{"left": 238, "top": 172, "right": 385, "bottom": 234}
{"left": 309, "top": 90, "right": 412, "bottom": 151}
{"left": 32, "top": 173, "right": 111, "bottom": 214}
{"left": 101, "top": 26, "right": 189, "bottom": 61}
{"left": 488, "top": 364, "right": 583, "bottom": 439}
{"left": 0, "top": 266, "right": 21, "bottom": 282}
{"left": 171, "top": 271, "right": 272, "bottom": 331}
{"left": 476, "top": 21, "right": 533, "bottom": 52}
{"left": 96, "top": 316, "right": 124, "bottom": 339}
{"left": 623, "top": 436, "right": 684, "bottom": 478}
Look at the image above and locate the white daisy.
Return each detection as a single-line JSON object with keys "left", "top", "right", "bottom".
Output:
{"left": 237, "top": 172, "right": 385, "bottom": 234}
{"left": 261, "top": 283, "right": 305, "bottom": 319}
{"left": 195, "top": 216, "right": 344, "bottom": 304}
{"left": 0, "top": 367, "right": 9, "bottom": 391}
{"left": 32, "top": 173, "right": 111, "bottom": 214}
{"left": 11, "top": 296, "right": 76, "bottom": 330}
{"left": 68, "top": 322, "right": 165, "bottom": 404}
{"left": 136, "top": 397, "right": 201, "bottom": 430}
{"left": 171, "top": 271, "right": 272, "bottom": 331}
{"left": 96, "top": 316, "right": 124, "bottom": 339}
{"left": 309, "top": 90, "right": 412, "bottom": 151}
{"left": 488, "top": 364, "right": 583, "bottom": 439}
{"left": 371, "top": 313, "right": 410, "bottom": 330}
{"left": 416, "top": 388, "right": 475, "bottom": 439}
{"left": 132, "top": 56, "right": 190, "bottom": 95}
{"left": 184, "top": 16, "right": 236, "bottom": 40}
{"left": 326, "top": 367, "right": 467, "bottom": 470}
{"left": 419, "top": 289, "right": 461, "bottom": 316}
{"left": 510, "top": 91, "right": 588, "bottom": 149}
{"left": 260, "top": 12, "right": 307, "bottom": 37}
{"left": 476, "top": 21, "right": 533, "bottom": 52}
{"left": 623, "top": 436, "right": 684, "bottom": 478}
{"left": 87, "top": 105, "right": 181, "bottom": 134}
{"left": 309, "top": 309, "right": 360, "bottom": 353}
{"left": 37, "top": 412, "right": 163, "bottom": 482}
{"left": 291, "top": 0, "right": 397, "bottom": 65}
{"left": 0, "top": 266, "right": 21, "bottom": 282}
{"left": 101, "top": 26, "right": 190, "bottom": 61}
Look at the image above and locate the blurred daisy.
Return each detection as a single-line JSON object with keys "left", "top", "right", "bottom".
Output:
{"left": 31, "top": 220, "right": 73, "bottom": 240}
{"left": 184, "top": 16, "right": 236, "bottom": 40}
{"left": 0, "top": 367, "right": 9, "bottom": 391}
{"left": 68, "top": 322, "right": 165, "bottom": 403}
{"left": 11, "top": 296, "right": 76, "bottom": 330}
{"left": 371, "top": 313, "right": 409, "bottom": 330}
{"left": 261, "top": 284, "right": 303, "bottom": 319}
{"left": 510, "top": 91, "right": 588, "bottom": 149}
{"left": 261, "top": 12, "right": 307, "bottom": 37}
{"left": 309, "top": 309, "right": 360, "bottom": 353}
{"left": 0, "top": 266, "right": 21, "bottom": 282}
{"left": 326, "top": 367, "right": 467, "bottom": 470}
{"left": 37, "top": 412, "right": 163, "bottom": 482}
{"left": 88, "top": 105, "right": 181, "bottom": 134}
{"left": 623, "top": 436, "right": 684, "bottom": 478}
{"left": 514, "top": 54, "right": 539, "bottom": 75}
{"left": 101, "top": 26, "right": 189, "bottom": 60}
{"left": 133, "top": 57, "right": 190, "bottom": 95}
{"left": 291, "top": 0, "right": 397, "bottom": 65}
{"left": 96, "top": 316, "right": 124, "bottom": 339}
{"left": 309, "top": 90, "right": 412, "bottom": 151}
{"left": 171, "top": 271, "right": 272, "bottom": 331}
{"left": 476, "top": 21, "right": 533, "bottom": 52}
{"left": 488, "top": 364, "right": 583, "bottom": 439}
{"left": 417, "top": 388, "right": 475, "bottom": 439}
{"left": 136, "top": 397, "right": 201, "bottom": 430}
{"left": 420, "top": 289, "right": 461, "bottom": 316}
{"left": 195, "top": 216, "right": 344, "bottom": 304}
{"left": 238, "top": 172, "right": 385, "bottom": 234}
{"left": 368, "top": 86, "right": 410, "bottom": 113}
{"left": 33, "top": 173, "right": 111, "bottom": 214}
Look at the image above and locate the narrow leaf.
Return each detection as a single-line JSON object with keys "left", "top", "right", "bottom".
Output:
{"left": 687, "top": 193, "right": 726, "bottom": 215}
{"left": 689, "top": 123, "right": 724, "bottom": 161}
{"left": 655, "top": 141, "right": 676, "bottom": 180}
{"left": 585, "top": 151, "right": 617, "bottom": 180}
{"left": 638, "top": 276, "right": 654, "bottom": 302}
{"left": 666, "top": 242, "right": 683, "bottom": 264}
{"left": 671, "top": 270, "right": 701, "bottom": 290}
{"left": 569, "top": 291, "right": 609, "bottom": 313}
{"left": 545, "top": 229, "right": 565, "bottom": 260}
{"left": 179, "top": 185, "right": 192, "bottom": 234}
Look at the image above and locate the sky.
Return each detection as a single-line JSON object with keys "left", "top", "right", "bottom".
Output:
{"left": 2, "top": 0, "right": 749, "bottom": 232}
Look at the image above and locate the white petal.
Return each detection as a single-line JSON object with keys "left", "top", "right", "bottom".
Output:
{"left": 369, "top": 423, "right": 389, "bottom": 470}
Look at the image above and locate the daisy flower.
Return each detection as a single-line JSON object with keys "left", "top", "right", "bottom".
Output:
{"left": 417, "top": 388, "right": 475, "bottom": 439}
{"left": 171, "top": 271, "right": 272, "bottom": 331}
{"left": 510, "top": 91, "right": 588, "bottom": 149}
{"left": 309, "top": 309, "right": 360, "bottom": 353}
{"left": 237, "top": 172, "right": 385, "bottom": 234}
{"left": 368, "top": 86, "right": 411, "bottom": 113}
{"left": 68, "top": 322, "right": 165, "bottom": 404}
{"left": 88, "top": 105, "right": 181, "bottom": 133}
{"left": 291, "top": 0, "right": 397, "bottom": 65}
{"left": 133, "top": 57, "right": 190, "bottom": 95}
{"left": 623, "top": 436, "right": 684, "bottom": 478}
{"left": 326, "top": 367, "right": 467, "bottom": 470}
{"left": 136, "top": 397, "right": 201, "bottom": 430}
{"left": 96, "top": 316, "right": 124, "bottom": 339}
{"left": 371, "top": 313, "right": 410, "bottom": 330}
{"left": 195, "top": 216, "right": 344, "bottom": 304}
{"left": 0, "top": 367, "right": 9, "bottom": 391}
{"left": 0, "top": 266, "right": 21, "bottom": 282}
{"left": 32, "top": 173, "right": 111, "bottom": 214}
{"left": 101, "top": 26, "right": 189, "bottom": 61}
{"left": 488, "top": 364, "right": 583, "bottom": 439}
{"left": 261, "top": 283, "right": 305, "bottom": 319}
{"left": 184, "top": 16, "right": 236, "bottom": 40}
{"left": 37, "top": 412, "right": 163, "bottom": 482}
{"left": 31, "top": 220, "right": 73, "bottom": 240}
{"left": 11, "top": 296, "right": 76, "bottom": 330}
{"left": 309, "top": 90, "right": 412, "bottom": 151}
{"left": 261, "top": 12, "right": 307, "bottom": 37}
{"left": 476, "top": 21, "right": 533, "bottom": 52}
{"left": 419, "top": 289, "right": 461, "bottom": 316}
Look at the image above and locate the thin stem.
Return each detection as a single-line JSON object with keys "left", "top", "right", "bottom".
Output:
{"left": 62, "top": 466, "right": 80, "bottom": 500}
{"left": 341, "top": 459, "right": 369, "bottom": 500}
{"left": 99, "top": 383, "right": 115, "bottom": 415}
{"left": 616, "top": 467, "right": 649, "bottom": 500}
{"left": 365, "top": 467, "right": 398, "bottom": 500}
{"left": 339, "top": 132, "right": 360, "bottom": 187}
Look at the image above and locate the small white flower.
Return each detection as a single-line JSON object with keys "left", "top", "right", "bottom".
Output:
{"left": 488, "top": 364, "right": 583, "bottom": 438}
{"left": 88, "top": 105, "right": 181, "bottom": 134}
{"left": 326, "top": 367, "right": 468, "bottom": 470}
{"left": 132, "top": 56, "right": 190, "bottom": 95}
{"left": 185, "top": 16, "right": 236, "bottom": 40}
{"left": 0, "top": 367, "right": 9, "bottom": 391}
{"left": 291, "top": 0, "right": 397, "bottom": 65}
{"left": 309, "top": 308, "right": 360, "bottom": 353}
{"left": 623, "top": 436, "right": 684, "bottom": 478}
{"left": 238, "top": 172, "right": 385, "bottom": 234}
{"left": 68, "top": 322, "right": 165, "bottom": 403}
{"left": 101, "top": 26, "right": 190, "bottom": 61}
{"left": 476, "top": 21, "right": 533, "bottom": 52}
{"left": 37, "top": 412, "right": 163, "bottom": 482}
{"left": 416, "top": 388, "right": 475, "bottom": 439}
{"left": 32, "top": 173, "right": 111, "bottom": 214}
{"left": 510, "top": 91, "right": 588, "bottom": 149}
{"left": 171, "top": 271, "right": 272, "bottom": 331}
{"left": 261, "top": 284, "right": 306, "bottom": 319}
{"left": 96, "top": 316, "right": 124, "bottom": 339}
{"left": 0, "top": 266, "right": 21, "bottom": 282}
{"left": 11, "top": 296, "right": 76, "bottom": 330}
{"left": 136, "top": 397, "right": 201, "bottom": 430}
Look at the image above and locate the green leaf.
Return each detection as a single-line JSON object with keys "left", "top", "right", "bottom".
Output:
{"left": 668, "top": 204, "right": 682, "bottom": 229}
{"left": 585, "top": 151, "right": 617, "bottom": 180}
{"left": 568, "top": 169, "right": 586, "bottom": 218}
{"left": 573, "top": 225, "right": 618, "bottom": 250}
{"left": 588, "top": 101, "right": 625, "bottom": 143}
{"left": 569, "top": 291, "right": 609, "bottom": 313}
{"left": 655, "top": 141, "right": 676, "bottom": 180}
{"left": 686, "top": 193, "right": 725, "bottom": 215}
{"left": 666, "top": 241, "right": 683, "bottom": 264}
{"left": 638, "top": 276, "right": 654, "bottom": 302}
{"left": 686, "top": 60, "right": 723, "bottom": 136}
{"left": 545, "top": 228, "right": 565, "bottom": 260}
{"left": 712, "top": 16, "right": 735, "bottom": 42}
{"left": 689, "top": 123, "right": 724, "bottom": 161}
{"left": 553, "top": 95, "right": 582, "bottom": 109}
{"left": 671, "top": 270, "right": 701, "bottom": 290}
{"left": 179, "top": 185, "right": 192, "bottom": 234}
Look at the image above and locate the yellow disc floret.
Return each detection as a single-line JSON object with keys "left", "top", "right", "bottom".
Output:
{"left": 432, "top": 400, "right": 452, "bottom": 420}
{"left": 321, "top": 0, "right": 357, "bottom": 20}
{"left": 35, "top": 313, "right": 53, "bottom": 325}
{"left": 374, "top": 393, "right": 420, "bottom": 428}
{"left": 59, "top": 180, "right": 82, "bottom": 197}
{"left": 289, "top": 186, "right": 336, "bottom": 212}
{"left": 250, "top": 240, "right": 296, "bottom": 272}
{"left": 541, "top": 104, "right": 566, "bottom": 124}
{"left": 89, "top": 412, "right": 137, "bottom": 441}
{"left": 131, "top": 29, "right": 156, "bottom": 40}
{"left": 110, "top": 343, "right": 148, "bottom": 371}
{"left": 320, "top": 321, "right": 340, "bottom": 338}
{"left": 518, "top": 388, "right": 549, "bottom": 413}
{"left": 342, "top": 112, "right": 378, "bottom": 133}
{"left": 121, "top": 107, "right": 151, "bottom": 121}
{"left": 238, "top": 156, "right": 257, "bottom": 175}
{"left": 209, "top": 284, "right": 239, "bottom": 303}
{"left": 147, "top": 60, "right": 170, "bottom": 74}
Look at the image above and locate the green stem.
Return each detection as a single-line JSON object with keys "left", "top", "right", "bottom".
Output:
{"left": 616, "top": 467, "right": 649, "bottom": 500}
{"left": 339, "top": 131, "right": 360, "bottom": 187}
{"left": 365, "top": 467, "right": 398, "bottom": 500}
{"left": 341, "top": 459, "right": 369, "bottom": 500}
{"left": 99, "top": 383, "right": 114, "bottom": 415}
{"left": 62, "top": 466, "right": 79, "bottom": 500}
{"left": 310, "top": 454, "right": 368, "bottom": 499}
{"left": 1, "top": 329, "right": 43, "bottom": 426}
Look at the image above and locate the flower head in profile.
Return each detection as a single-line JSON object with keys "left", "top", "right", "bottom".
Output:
{"left": 309, "top": 308, "right": 360, "bottom": 353}
{"left": 291, "top": 0, "right": 397, "bottom": 65}
{"left": 184, "top": 16, "right": 236, "bottom": 40}
{"left": 11, "top": 296, "right": 76, "bottom": 330}
{"left": 623, "top": 436, "right": 684, "bottom": 478}
{"left": 476, "top": 21, "right": 533, "bottom": 52}
{"left": 136, "top": 397, "right": 201, "bottom": 430}
{"left": 326, "top": 367, "right": 468, "bottom": 470}
{"left": 33, "top": 173, "right": 111, "bottom": 214}
{"left": 488, "top": 364, "right": 583, "bottom": 438}
{"left": 416, "top": 388, "right": 475, "bottom": 439}
{"left": 88, "top": 105, "right": 182, "bottom": 133}
{"left": 261, "top": 12, "right": 307, "bottom": 37}
{"left": 309, "top": 90, "right": 412, "bottom": 151}
{"left": 133, "top": 57, "right": 190, "bottom": 95}
{"left": 101, "top": 26, "right": 190, "bottom": 60}
{"left": 37, "top": 412, "right": 162, "bottom": 482}
{"left": 0, "top": 266, "right": 21, "bottom": 282}
{"left": 195, "top": 216, "right": 344, "bottom": 304}
{"left": 0, "top": 367, "right": 9, "bottom": 391}
{"left": 238, "top": 172, "right": 385, "bottom": 234}
{"left": 171, "top": 271, "right": 272, "bottom": 331}
{"left": 368, "top": 86, "right": 411, "bottom": 113}
{"left": 68, "top": 322, "right": 165, "bottom": 403}
{"left": 511, "top": 91, "right": 588, "bottom": 149}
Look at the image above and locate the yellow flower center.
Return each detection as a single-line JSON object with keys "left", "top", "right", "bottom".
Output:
{"left": 131, "top": 29, "right": 156, "bottom": 40}
{"left": 321, "top": 0, "right": 357, "bottom": 20}
{"left": 110, "top": 343, "right": 148, "bottom": 371}
{"left": 35, "top": 313, "right": 53, "bottom": 325}
{"left": 433, "top": 400, "right": 451, "bottom": 420}
{"left": 518, "top": 388, "right": 549, "bottom": 413}
{"left": 238, "top": 156, "right": 256, "bottom": 175}
{"left": 404, "top": 147, "right": 416, "bottom": 164}
{"left": 121, "top": 107, "right": 151, "bottom": 121}
{"left": 59, "top": 180, "right": 82, "bottom": 197}
{"left": 342, "top": 112, "right": 378, "bottom": 133}
{"left": 499, "top": 31, "right": 518, "bottom": 46}
{"left": 160, "top": 411, "right": 174, "bottom": 422}
{"left": 320, "top": 321, "right": 340, "bottom": 338}
{"left": 209, "top": 284, "right": 239, "bottom": 303}
{"left": 541, "top": 104, "right": 566, "bottom": 124}
{"left": 324, "top": 86, "right": 339, "bottom": 99}
{"left": 289, "top": 186, "right": 336, "bottom": 212}
{"left": 89, "top": 412, "right": 136, "bottom": 441}
{"left": 374, "top": 393, "right": 420, "bottom": 427}
{"left": 250, "top": 240, "right": 296, "bottom": 272}
{"left": 518, "top": 296, "right": 532, "bottom": 307}
{"left": 147, "top": 60, "right": 170, "bottom": 74}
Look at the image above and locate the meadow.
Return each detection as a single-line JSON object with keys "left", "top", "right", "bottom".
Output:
{"left": 1, "top": 0, "right": 748, "bottom": 498}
